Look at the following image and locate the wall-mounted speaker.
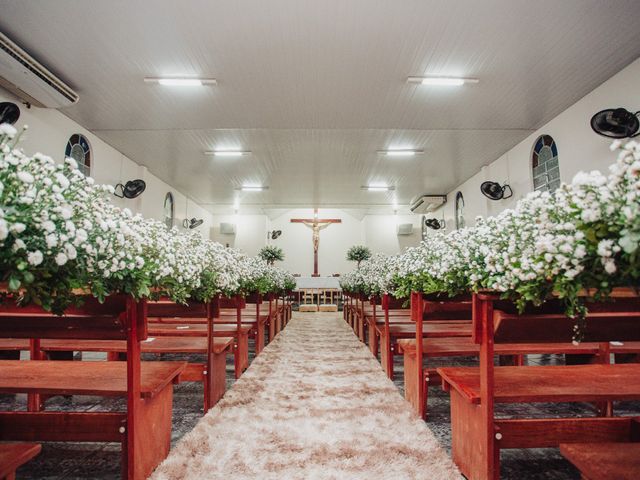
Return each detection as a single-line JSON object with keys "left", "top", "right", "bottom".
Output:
{"left": 220, "top": 222, "right": 236, "bottom": 235}
{"left": 396, "top": 223, "right": 414, "bottom": 235}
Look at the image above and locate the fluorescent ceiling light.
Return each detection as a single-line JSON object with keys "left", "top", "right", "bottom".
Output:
{"left": 378, "top": 149, "right": 423, "bottom": 157}
{"left": 144, "top": 77, "right": 217, "bottom": 86}
{"left": 407, "top": 76, "right": 479, "bottom": 86}
{"left": 239, "top": 185, "right": 268, "bottom": 192}
{"left": 205, "top": 150, "right": 251, "bottom": 157}
{"left": 362, "top": 185, "right": 395, "bottom": 192}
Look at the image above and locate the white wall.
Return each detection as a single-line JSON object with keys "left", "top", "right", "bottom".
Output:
{"left": 435, "top": 56, "right": 640, "bottom": 227}
{"left": 362, "top": 214, "right": 422, "bottom": 255}
{"left": 210, "top": 209, "right": 422, "bottom": 275}
{"left": 210, "top": 214, "right": 268, "bottom": 254}
{"left": 0, "top": 88, "right": 213, "bottom": 238}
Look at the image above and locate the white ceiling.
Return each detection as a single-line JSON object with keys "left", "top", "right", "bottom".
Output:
{"left": 1, "top": 0, "right": 640, "bottom": 213}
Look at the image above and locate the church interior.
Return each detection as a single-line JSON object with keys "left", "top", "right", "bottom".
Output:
{"left": 0, "top": 1, "right": 640, "bottom": 479}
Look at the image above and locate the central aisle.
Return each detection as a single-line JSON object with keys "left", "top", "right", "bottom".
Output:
{"left": 151, "top": 312, "right": 461, "bottom": 480}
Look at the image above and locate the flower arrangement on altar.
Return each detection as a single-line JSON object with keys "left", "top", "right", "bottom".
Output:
{"left": 342, "top": 140, "right": 640, "bottom": 327}
{"left": 0, "top": 124, "right": 295, "bottom": 312}
{"left": 258, "top": 245, "right": 285, "bottom": 265}
{"left": 346, "top": 245, "right": 372, "bottom": 268}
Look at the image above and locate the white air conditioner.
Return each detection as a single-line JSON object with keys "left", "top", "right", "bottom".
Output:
{"left": 220, "top": 222, "right": 236, "bottom": 235}
{"left": 0, "top": 32, "right": 79, "bottom": 108}
{"left": 396, "top": 223, "right": 414, "bottom": 235}
{"left": 409, "top": 194, "right": 447, "bottom": 214}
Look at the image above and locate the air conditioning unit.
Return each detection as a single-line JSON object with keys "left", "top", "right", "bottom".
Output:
{"left": 409, "top": 194, "right": 447, "bottom": 214}
{"left": 0, "top": 32, "right": 79, "bottom": 108}
{"left": 220, "top": 222, "right": 236, "bottom": 235}
{"left": 396, "top": 223, "right": 414, "bottom": 235}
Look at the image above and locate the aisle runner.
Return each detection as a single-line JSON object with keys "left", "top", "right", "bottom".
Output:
{"left": 151, "top": 312, "right": 461, "bottom": 480}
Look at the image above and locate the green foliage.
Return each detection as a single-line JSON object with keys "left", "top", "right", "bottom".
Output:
{"left": 346, "top": 245, "right": 372, "bottom": 268}
{"left": 258, "top": 245, "right": 285, "bottom": 265}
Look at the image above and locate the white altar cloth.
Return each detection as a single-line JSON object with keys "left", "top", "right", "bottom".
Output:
{"left": 294, "top": 276, "right": 341, "bottom": 290}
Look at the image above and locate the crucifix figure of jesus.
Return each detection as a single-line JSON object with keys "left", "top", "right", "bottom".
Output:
{"left": 290, "top": 208, "right": 342, "bottom": 276}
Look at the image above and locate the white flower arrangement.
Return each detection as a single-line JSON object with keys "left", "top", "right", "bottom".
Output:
{"left": 343, "top": 140, "right": 640, "bottom": 329}
{"left": 0, "top": 125, "right": 294, "bottom": 312}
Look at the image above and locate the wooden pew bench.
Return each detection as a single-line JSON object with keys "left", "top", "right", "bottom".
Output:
{"left": 0, "top": 359, "right": 185, "bottom": 479}
{"left": 148, "top": 323, "right": 252, "bottom": 378}
{"left": 0, "top": 295, "right": 186, "bottom": 479}
{"left": 378, "top": 322, "right": 472, "bottom": 379}
{"left": 0, "top": 443, "right": 41, "bottom": 480}
{"left": 5, "top": 336, "right": 233, "bottom": 411}
{"left": 364, "top": 308, "right": 411, "bottom": 355}
{"left": 437, "top": 291, "right": 640, "bottom": 480}
{"left": 397, "top": 337, "right": 632, "bottom": 419}
{"left": 560, "top": 441, "right": 640, "bottom": 480}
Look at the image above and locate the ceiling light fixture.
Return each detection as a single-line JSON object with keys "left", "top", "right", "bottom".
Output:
{"left": 378, "top": 149, "right": 423, "bottom": 157}
{"left": 362, "top": 185, "right": 394, "bottom": 192}
{"left": 144, "top": 77, "right": 217, "bottom": 87}
{"left": 239, "top": 185, "right": 268, "bottom": 192}
{"left": 205, "top": 150, "right": 251, "bottom": 157}
{"left": 407, "top": 76, "right": 479, "bottom": 86}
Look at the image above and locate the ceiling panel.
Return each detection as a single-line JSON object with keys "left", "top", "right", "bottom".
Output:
{"left": 1, "top": 0, "right": 639, "bottom": 210}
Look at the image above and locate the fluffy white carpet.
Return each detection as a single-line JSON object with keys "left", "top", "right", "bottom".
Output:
{"left": 150, "top": 312, "right": 461, "bottom": 480}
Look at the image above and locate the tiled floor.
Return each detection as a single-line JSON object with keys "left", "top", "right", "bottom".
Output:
{"left": 3, "top": 315, "right": 639, "bottom": 479}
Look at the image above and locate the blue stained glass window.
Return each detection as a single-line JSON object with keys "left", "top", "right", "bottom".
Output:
{"left": 532, "top": 135, "right": 560, "bottom": 192}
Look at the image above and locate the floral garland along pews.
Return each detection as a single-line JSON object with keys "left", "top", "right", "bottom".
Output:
{"left": 341, "top": 139, "right": 640, "bottom": 341}
{"left": 0, "top": 124, "right": 296, "bottom": 313}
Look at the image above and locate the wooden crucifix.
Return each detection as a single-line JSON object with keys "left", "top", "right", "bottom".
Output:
{"left": 290, "top": 208, "right": 341, "bottom": 277}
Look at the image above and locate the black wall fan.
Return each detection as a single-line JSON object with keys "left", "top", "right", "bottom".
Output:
{"left": 183, "top": 218, "right": 204, "bottom": 229}
{"left": 268, "top": 230, "right": 282, "bottom": 240}
{"left": 591, "top": 108, "right": 640, "bottom": 138}
{"left": 113, "top": 179, "right": 146, "bottom": 199}
{"left": 424, "top": 217, "right": 445, "bottom": 230}
{"left": 481, "top": 181, "right": 513, "bottom": 201}
{"left": 0, "top": 102, "right": 20, "bottom": 125}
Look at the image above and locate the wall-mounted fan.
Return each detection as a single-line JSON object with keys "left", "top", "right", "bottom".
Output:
{"left": 0, "top": 102, "right": 20, "bottom": 125}
{"left": 268, "top": 230, "right": 282, "bottom": 240}
{"left": 113, "top": 179, "right": 146, "bottom": 199}
{"left": 480, "top": 181, "right": 513, "bottom": 201}
{"left": 183, "top": 218, "right": 204, "bottom": 229}
{"left": 591, "top": 108, "right": 640, "bottom": 138}
{"left": 423, "top": 217, "right": 445, "bottom": 230}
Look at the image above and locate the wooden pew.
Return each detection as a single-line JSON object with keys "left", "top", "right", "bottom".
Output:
{"left": 147, "top": 298, "right": 232, "bottom": 410}
{"left": 0, "top": 295, "right": 186, "bottom": 479}
{"left": 398, "top": 336, "right": 640, "bottom": 419}
{"left": 560, "top": 440, "right": 640, "bottom": 480}
{"left": 0, "top": 443, "right": 41, "bottom": 480}
{"left": 0, "top": 335, "right": 233, "bottom": 412}
{"left": 438, "top": 290, "right": 640, "bottom": 480}
{"left": 149, "top": 295, "right": 254, "bottom": 378}
{"left": 363, "top": 295, "right": 409, "bottom": 357}
{"left": 376, "top": 293, "right": 472, "bottom": 380}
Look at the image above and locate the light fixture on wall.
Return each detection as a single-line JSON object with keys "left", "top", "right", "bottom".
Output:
{"left": 144, "top": 77, "right": 217, "bottom": 87}
{"left": 407, "top": 76, "right": 479, "bottom": 86}
{"left": 183, "top": 218, "right": 204, "bottom": 229}
{"left": 591, "top": 108, "right": 640, "bottom": 138}
{"left": 480, "top": 181, "right": 513, "bottom": 201}
{"left": 268, "top": 230, "right": 282, "bottom": 240}
{"left": 113, "top": 179, "right": 146, "bottom": 199}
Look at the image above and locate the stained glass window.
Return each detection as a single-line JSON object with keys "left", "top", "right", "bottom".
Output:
{"left": 455, "top": 191, "right": 465, "bottom": 230}
{"left": 65, "top": 133, "right": 91, "bottom": 177}
{"left": 532, "top": 135, "right": 560, "bottom": 192}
